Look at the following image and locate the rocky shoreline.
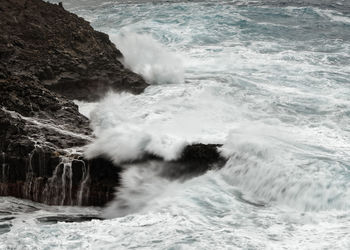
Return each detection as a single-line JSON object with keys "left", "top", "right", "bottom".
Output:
{"left": 0, "top": 0, "right": 225, "bottom": 206}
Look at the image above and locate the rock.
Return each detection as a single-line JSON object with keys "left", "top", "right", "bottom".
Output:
{"left": 0, "top": 0, "right": 148, "bottom": 102}
{"left": 0, "top": 0, "right": 145, "bottom": 206}
{"left": 159, "top": 144, "right": 225, "bottom": 180}
{"left": 0, "top": 0, "right": 226, "bottom": 207}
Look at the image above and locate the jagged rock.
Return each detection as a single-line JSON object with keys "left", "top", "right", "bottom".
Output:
{"left": 0, "top": 0, "right": 146, "bottom": 206}
{"left": 0, "top": 74, "right": 122, "bottom": 205}
{"left": 0, "top": 0, "right": 226, "bottom": 206}
{"left": 0, "top": 0, "right": 148, "bottom": 101}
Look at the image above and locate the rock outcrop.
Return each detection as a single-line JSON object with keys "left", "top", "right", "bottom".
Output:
{"left": 0, "top": 0, "right": 147, "bottom": 101}
{"left": 0, "top": 0, "right": 145, "bottom": 206}
{"left": 0, "top": 0, "right": 225, "bottom": 206}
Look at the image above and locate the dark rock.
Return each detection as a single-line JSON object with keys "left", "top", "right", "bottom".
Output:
{"left": 159, "top": 143, "right": 225, "bottom": 180}
{"left": 0, "top": 0, "right": 145, "bottom": 206}
{"left": 37, "top": 215, "right": 102, "bottom": 224}
{"left": 179, "top": 143, "right": 223, "bottom": 164}
{"left": 0, "top": 0, "right": 226, "bottom": 207}
{"left": 0, "top": 0, "right": 148, "bottom": 102}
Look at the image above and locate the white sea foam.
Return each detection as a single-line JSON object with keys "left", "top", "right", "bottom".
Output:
{"left": 85, "top": 126, "right": 186, "bottom": 164}
{"left": 84, "top": 84, "right": 242, "bottom": 163}
{"left": 103, "top": 162, "right": 177, "bottom": 218}
{"left": 314, "top": 8, "right": 350, "bottom": 24}
{"left": 73, "top": 100, "right": 98, "bottom": 119}
{"left": 100, "top": 123, "right": 350, "bottom": 220}
{"left": 110, "top": 30, "right": 184, "bottom": 85}
{"left": 3, "top": 1, "right": 350, "bottom": 249}
{"left": 221, "top": 132, "right": 350, "bottom": 211}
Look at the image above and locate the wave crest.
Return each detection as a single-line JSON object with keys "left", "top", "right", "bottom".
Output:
{"left": 111, "top": 30, "right": 184, "bottom": 85}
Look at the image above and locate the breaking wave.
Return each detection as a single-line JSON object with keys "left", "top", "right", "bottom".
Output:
{"left": 3, "top": 1, "right": 350, "bottom": 249}
{"left": 111, "top": 30, "right": 184, "bottom": 85}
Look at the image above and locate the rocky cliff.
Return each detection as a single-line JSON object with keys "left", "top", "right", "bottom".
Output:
{"left": 0, "top": 0, "right": 224, "bottom": 206}
{"left": 0, "top": 0, "right": 148, "bottom": 101}
{"left": 0, "top": 0, "right": 147, "bottom": 206}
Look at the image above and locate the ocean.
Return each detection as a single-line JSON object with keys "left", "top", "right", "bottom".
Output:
{"left": 1, "top": 0, "right": 350, "bottom": 249}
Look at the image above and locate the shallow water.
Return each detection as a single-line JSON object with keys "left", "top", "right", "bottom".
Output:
{"left": 2, "top": 0, "right": 350, "bottom": 249}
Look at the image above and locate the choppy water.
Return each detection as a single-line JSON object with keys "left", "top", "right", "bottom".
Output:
{"left": 2, "top": 0, "right": 350, "bottom": 249}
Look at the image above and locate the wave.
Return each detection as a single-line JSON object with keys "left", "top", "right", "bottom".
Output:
{"left": 101, "top": 128, "right": 350, "bottom": 219}
{"left": 110, "top": 30, "right": 184, "bottom": 85}
{"left": 83, "top": 83, "right": 237, "bottom": 164}
{"left": 103, "top": 162, "right": 177, "bottom": 218}
{"left": 220, "top": 132, "right": 350, "bottom": 211}
{"left": 85, "top": 126, "right": 186, "bottom": 164}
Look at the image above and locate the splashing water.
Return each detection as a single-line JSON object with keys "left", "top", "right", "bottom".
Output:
{"left": 2, "top": 0, "right": 350, "bottom": 249}
{"left": 111, "top": 30, "right": 184, "bottom": 84}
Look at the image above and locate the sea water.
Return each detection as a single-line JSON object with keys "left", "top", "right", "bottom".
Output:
{"left": 1, "top": 0, "right": 350, "bottom": 249}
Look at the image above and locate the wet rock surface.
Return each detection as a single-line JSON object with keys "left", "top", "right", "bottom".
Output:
{"left": 0, "top": 0, "right": 225, "bottom": 206}
{"left": 0, "top": 0, "right": 143, "bottom": 206}
{"left": 162, "top": 143, "right": 226, "bottom": 180}
{"left": 37, "top": 215, "right": 102, "bottom": 224}
{"left": 0, "top": 0, "right": 148, "bottom": 101}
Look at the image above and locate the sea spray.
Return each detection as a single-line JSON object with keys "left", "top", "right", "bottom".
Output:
{"left": 103, "top": 162, "right": 175, "bottom": 218}
{"left": 3, "top": 0, "right": 350, "bottom": 248}
{"left": 84, "top": 83, "right": 243, "bottom": 164}
{"left": 100, "top": 121, "right": 350, "bottom": 219}
{"left": 111, "top": 30, "right": 184, "bottom": 85}
{"left": 220, "top": 132, "right": 350, "bottom": 211}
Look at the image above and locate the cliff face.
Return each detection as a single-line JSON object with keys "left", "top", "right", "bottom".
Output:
{"left": 0, "top": 0, "right": 225, "bottom": 206}
{"left": 0, "top": 0, "right": 145, "bottom": 206}
{"left": 0, "top": 0, "right": 147, "bottom": 101}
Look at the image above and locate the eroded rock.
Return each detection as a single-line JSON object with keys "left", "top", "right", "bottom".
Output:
{"left": 0, "top": 0, "right": 146, "bottom": 206}
{"left": 0, "top": 0, "right": 226, "bottom": 207}
{"left": 0, "top": 0, "right": 148, "bottom": 101}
